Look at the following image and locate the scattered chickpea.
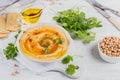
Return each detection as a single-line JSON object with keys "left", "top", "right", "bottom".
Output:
{"left": 58, "top": 2, "right": 62, "bottom": 5}
{"left": 10, "top": 70, "right": 19, "bottom": 76}
{"left": 49, "top": 0, "right": 55, "bottom": 5}
{"left": 99, "top": 36, "right": 120, "bottom": 57}
{"left": 13, "top": 63, "right": 17, "bottom": 67}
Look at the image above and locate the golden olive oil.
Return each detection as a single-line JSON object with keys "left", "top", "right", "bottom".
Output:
{"left": 21, "top": 8, "right": 42, "bottom": 24}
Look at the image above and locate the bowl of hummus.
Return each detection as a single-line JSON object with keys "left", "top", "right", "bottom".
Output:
{"left": 17, "top": 23, "right": 72, "bottom": 62}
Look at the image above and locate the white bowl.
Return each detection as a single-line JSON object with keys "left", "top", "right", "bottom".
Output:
{"left": 98, "top": 40, "right": 120, "bottom": 64}
{"left": 16, "top": 23, "right": 73, "bottom": 63}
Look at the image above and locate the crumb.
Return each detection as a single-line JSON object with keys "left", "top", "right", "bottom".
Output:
{"left": 49, "top": 0, "right": 55, "bottom": 5}
{"left": 13, "top": 63, "right": 17, "bottom": 67}
{"left": 11, "top": 72, "right": 15, "bottom": 76}
{"left": 10, "top": 70, "right": 19, "bottom": 76}
{"left": 14, "top": 70, "right": 19, "bottom": 74}
{"left": 58, "top": 2, "right": 62, "bottom": 5}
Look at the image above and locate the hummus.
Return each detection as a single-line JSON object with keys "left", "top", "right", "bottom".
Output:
{"left": 19, "top": 25, "right": 69, "bottom": 62}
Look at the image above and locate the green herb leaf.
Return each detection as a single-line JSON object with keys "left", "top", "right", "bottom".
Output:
{"left": 42, "top": 40, "right": 49, "bottom": 47}
{"left": 3, "top": 43, "right": 18, "bottom": 59}
{"left": 54, "top": 38, "right": 62, "bottom": 44}
{"left": 84, "top": 35, "right": 95, "bottom": 44}
{"left": 62, "top": 55, "right": 73, "bottom": 64}
{"left": 44, "top": 47, "right": 49, "bottom": 54}
{"left": 53, "top": 9, "right": 102, "bottom": 44}
{"left": 66, "top": 64, "right": 76, "bottom": 75}
{"left": 84, "top": 32, "right": 96, "bottom": 44}
{"left": 75, "top": 31, "right": 87, "bottom": 39}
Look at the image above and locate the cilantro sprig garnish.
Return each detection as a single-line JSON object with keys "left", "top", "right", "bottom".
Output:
{"left": 53, "top": 9, "right": 102, "bottom": 44}
{"left": 54, "top": 38, "right": 62, "bottom": 44}
{"left": 3, "top": 30, "right": 21, "bottom": 59}
{"left": 66, "top": 64, "right": 76, "bottom": 75}
{"left": 44, "top": 47, "right": 49, "bottom": 54}
{"left": 42, "top": 40, "right": 49, "bottom": 47}
{"left": 61, "top": 55, "right": 80, "bottom": 75}
{"left": 14, "top": 30, "right": 21, "bottom": 39}
{"left": 3, "top": 43, "right": 18, "bottom": 59}
{"left": 62, "top": 55, "right": 73, "bottom": 64}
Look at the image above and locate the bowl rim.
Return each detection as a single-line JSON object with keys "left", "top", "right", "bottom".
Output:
{"left": 16, "top": 23, "right": 73, "bottom": 63}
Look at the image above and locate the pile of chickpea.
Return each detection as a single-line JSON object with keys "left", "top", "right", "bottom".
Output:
{"left": 99, "top": 36, "right": 120, "bottom": 57}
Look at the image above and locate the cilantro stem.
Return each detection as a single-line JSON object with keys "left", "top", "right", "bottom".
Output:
{"left": 14, "top": 39, "right": 17, "bottom": 44}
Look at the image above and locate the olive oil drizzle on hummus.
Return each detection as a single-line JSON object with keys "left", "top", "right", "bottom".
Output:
{"left": 19, "top": 25, "right": 69, "bottom": 62}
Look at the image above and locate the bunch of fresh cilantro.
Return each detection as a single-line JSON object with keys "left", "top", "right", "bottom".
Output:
{"left": 53, "top": 9, "right": 102, "bottom": 44}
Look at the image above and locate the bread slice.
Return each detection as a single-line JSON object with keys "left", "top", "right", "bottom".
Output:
{"left": 6, "top": 13, "right": 21, "bottom": 32}
{"left": 0, "top": 33, "right": 8, "bottom": 39}
{"left": 0, "top": 15, "right": 9, "bottom": 34}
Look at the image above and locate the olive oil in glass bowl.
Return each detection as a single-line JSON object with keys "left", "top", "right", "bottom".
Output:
{"left": 21, "top": 4, "right": 44, "bottom": 24}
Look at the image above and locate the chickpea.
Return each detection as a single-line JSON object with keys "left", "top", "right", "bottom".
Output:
{"left": 100, "top": 36, "right": 120, "bottom": 57}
